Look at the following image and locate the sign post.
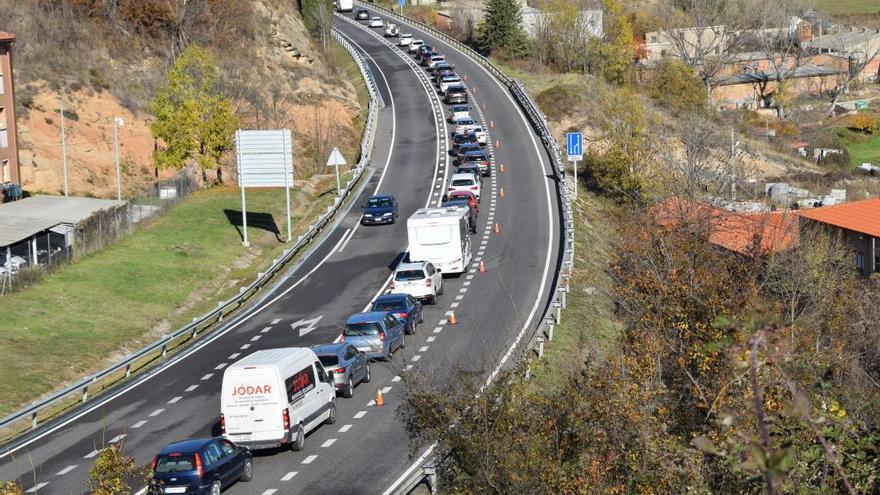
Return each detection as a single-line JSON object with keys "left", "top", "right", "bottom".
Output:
{"left": 566, "top": 132, "right": 583, "bottom": 199}
{"left": 236, "top": 129, "right": 295, "bottom": 247}
{"left": 326, "top": 147, "right": 347, "bottom": 198}
{"left": 399, "top": 0, "right": 405, "bottom": 15}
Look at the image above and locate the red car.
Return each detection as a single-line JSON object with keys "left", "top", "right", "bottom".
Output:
{"left": 442, "top": 191, "right": 479, "bottom": 233}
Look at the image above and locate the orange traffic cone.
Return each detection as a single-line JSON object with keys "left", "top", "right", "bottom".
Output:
{"left": 494, "top": 223, "right": 500, "bottom": 234}
{"left": 499, "top": 164, "right": 505, "bottom": 173}
{"left": 374, "top": 389, "right": 385, "bottom": 407}
{"left": 499, "top": 188, "right": 505, "bottom": 199}
{"left": 479, "top": 260, "right": 486, "bottom": 272}
{"left": 449, "top": 312, "right": 457, "bottom": 325}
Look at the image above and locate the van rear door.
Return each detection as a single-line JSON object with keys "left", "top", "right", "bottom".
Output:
{"left": 221, "top": 367, "right": 284, "bottom": 443}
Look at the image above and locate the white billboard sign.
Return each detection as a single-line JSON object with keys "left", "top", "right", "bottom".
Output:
{"left": 236, "top": 129, "right": 294, "bottom": 188}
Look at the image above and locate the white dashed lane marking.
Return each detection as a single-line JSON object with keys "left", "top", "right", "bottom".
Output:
{"left": 354, "top": 411, "right": 368, "bottom": 419}
{"left": 433, "top": 327, "right": 443, "bottom": 333}
{"left": 168, "top": 396, "right": 182, "bottom": 404}
{"left": 281, "top": 472, "right": 298, "bottom": 481}
{"left": 272, "top": 318, "right": 281, "bottom": 325}
{"left": 392, "top": 375, "right": 402, "bottom": 382}
{"left": 302, "top": 455, "right": 318, "bottom": 464}
{"left": 466, "top": 274, "right": 475, "bottom": 280}
{"left": 201, "top": 373, "right": 213, "bottom": 381}
{"left": 25, "top": 482, "right": 48, "bottom": 493}
{"left": 84, "top": 450, "right": 100, "bottom": 459}
{"left": 339, "top": 424, "right": 353, "bottom": 432}
{"left": 450, "top": 302, "right": 460, "bottom": 308}
{"left": 426, "top": 336, "right": 436, "bottom": 342}
{"left": 109, "top": 434, "right": 126, "bottom": 443}
{"left": 56, "top": 465, "right": 78, "bottom": 476}
{"left": 321, "top": 439, "right": 337, "bottom": 447}
{"left": 240, "top": 344, "right": 251, "bottom": 350}
{"left": 250, "top": 335, "right": 261, "bottom": 342}
{"left": 185, "top": 385, "right": 198, "bottom": 392}
{"left": 381, "top": 386, "right": 392, "bottom": 394}
{"left": 261, "top": 327, "right": 272, "bottom": 333}
{"left": 455, "top": 295, "right": 464, "bottom": 300}
{"left": 149, "top": 409, "right": 165, "bottom": 417}
{"left": 215, "top": 363, "right": 228, "bottom": 370}
{"left": 132, "top": 420, "right": 147, "bottom": 429}
{"left": 412, "top": 355, "right": 421, "bottom": 362}
{"left": 404, "top": 364, "right": 413, "bottom": 372}
{"left": 419, "top": 345, "right": 429, "bottom": 352}
{"left": 228, "top": 353, "right": 240, "bottom": 360}
{"left": 262, "top": 490, "right": 277, "bottom": 495}
{"left": 463, "top": 281, "right": 471, "bottom": 286}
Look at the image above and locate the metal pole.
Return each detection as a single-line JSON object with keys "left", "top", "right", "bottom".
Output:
{"left": 284, "top": 130, "right": 292, "bottom": 242}
{"left": 241, "top": 183, "right": 249, "bottom": 247}
{"left": 335, "top": 162, "right": 341, "bottom": 197}
{"left": 114, "top": 119, "right": 122, "bottom": 200}
{"left": 59, "top": 98, "right": 68, "bottom": 197}
{"left": 571, "top": 159, "right": 578, "bottom": 199}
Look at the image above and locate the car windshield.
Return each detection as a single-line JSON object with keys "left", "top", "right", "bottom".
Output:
{"left": 395, "top": 270, "right": 425, "bottom": 281}
{"left": 367, "top": 198, "right": 394, "bottom": 208}
{"left": 452, "top": 179, "right": 474, "bottom": 187}
{"left": 344, "top": 322, "right": 381, "bottom": 336}
{"left": 155, "top": 454, "right": 196, "bottom": 473}
{"left": 318, "top": 355, "right": 339, "bottom": 367}
{"left": 373, "top": 300, "right": 404, "bottom": 311}
{"left": 444, "top": 200, "right": 469, "bottom": 208}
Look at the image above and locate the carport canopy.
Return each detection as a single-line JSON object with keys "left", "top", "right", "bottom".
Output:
{"left": 0, "top": 195, "right": 127, "bottom": 247}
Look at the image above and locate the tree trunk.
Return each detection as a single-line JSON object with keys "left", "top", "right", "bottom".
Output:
{"left": 216, "top": 167, "right": 223, "bottom": 184}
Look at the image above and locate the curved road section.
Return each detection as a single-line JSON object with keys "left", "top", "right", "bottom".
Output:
{"left": 0, "top": 10, "right": 562, "bottom": 495}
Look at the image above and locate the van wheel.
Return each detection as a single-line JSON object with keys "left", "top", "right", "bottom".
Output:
{"left": 240, "top": 458, "right": 253, "bottom": 482}
{"left": 290, "top": 424, "right": 305, "bottom": 451}
{"left": 363, "top": 363, "right": 371, "bottom": 383}
{"left": 210, "top": 480, "right": 221, "bottom": 495}
{"left": 325, "top": 400, "right": 337, "bottom": 424}
{"left": 343, "top": 378, "right": 354, "bottom": 398}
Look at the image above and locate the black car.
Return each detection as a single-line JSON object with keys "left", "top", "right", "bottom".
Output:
{"left": 432, "top": 63, "right": 454, "bottom": 79}
{"left": 371, "top": 293, "right": 423, "bottom": 334}
{"left": 452, "top": 131, "right": 479, "bottom": 152}
{"left": 149, "top": 437, "right": 252, "bottom": 495}
{"left": 444, "top": 85, "right": 468, "bottom": 104}
{"left": 455, "top": 142, "right": 482, "bottom": 165}
{"left": 417, "top": 44, "right": 433, "bottom": 57}
{"left": 355, "top": 8, "right": 369, "bottom": 20}
{"left": 461, "top": 150, "right": 491, "bottom": 177}
{"left": 361, "top": 194, "right": 399, "bottom": 225}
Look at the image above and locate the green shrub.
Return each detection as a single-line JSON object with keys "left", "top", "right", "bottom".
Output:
{"left": 646, "top": 58, "right": 705, "bottom": 112}
{"left": 535, "top": 83, "right": 581, "bottom": 121}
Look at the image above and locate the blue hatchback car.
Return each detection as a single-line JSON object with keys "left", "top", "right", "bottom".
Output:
{"left": 341, "top": 311, "right": 406, "bottom": 360}
{"left": 361, "top": 195, "right": 398, "bottom": 225}
{"left": 149, "top": 437, "right": 252, "bottom": 495}
{"left": 371, "top": 293, "right": 423, "bottom": 335}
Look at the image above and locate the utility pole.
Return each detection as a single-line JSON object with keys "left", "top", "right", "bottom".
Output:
{"left": 59, "top": 98, "right": 68, "bottom": 197}
{"left": 113, "top": 117, "right": 124, "bottom": 200}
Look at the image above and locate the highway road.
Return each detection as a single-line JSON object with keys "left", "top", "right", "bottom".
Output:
{"left": 0, "top": 9, "right": 562, "bottom": 495}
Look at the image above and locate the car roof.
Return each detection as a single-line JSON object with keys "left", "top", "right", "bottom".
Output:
{"left": 311, "top": 343, "right": 347, "bottom": 355}
{"left": 464, "top": 150, "right": 486, "bottom": 157}
{"left": 451, "top": 173, "right": 477, "bottom": 180}
{"left": 346, "top": 311, "right": 390, "bottom": 324}
{"left": 159, "top": 438, "right": 215, "bottom": 455}
{"left": 442, "top": 75, "right": 461, "bottom": 80}
{"left": 368, "top": 194, "right": 394, "bottom": 200}
{"left": 397, "top": 261, "right": 428, "bottom": 271}
{"left": 374, "top": 293, "right": 408, "bottom": 303}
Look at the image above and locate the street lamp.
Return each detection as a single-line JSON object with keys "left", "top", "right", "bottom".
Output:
{"left": 113, "top": 117, "right": 124, "bottom": 200}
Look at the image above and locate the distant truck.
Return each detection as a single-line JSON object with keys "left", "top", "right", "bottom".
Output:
{"left": 407, "top": 207, "right": 472, "bottom": 275}
{"left": 335, "top": 0, "right": 353, "bottom": 12}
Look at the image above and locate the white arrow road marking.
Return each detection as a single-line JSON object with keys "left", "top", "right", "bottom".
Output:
{"left": 290, "top": 315, "right": 324, "bottom": 337}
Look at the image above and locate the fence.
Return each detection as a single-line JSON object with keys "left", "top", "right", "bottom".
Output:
{"left": 0, "top": 30, "right": 382, "bottom": 447}
{"left": 346, "top": 2, "right": 576, "bottom": 493}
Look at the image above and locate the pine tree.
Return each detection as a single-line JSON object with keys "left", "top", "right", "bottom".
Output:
{"left": 477, "top": 0, "right": 529, "bottom": 58}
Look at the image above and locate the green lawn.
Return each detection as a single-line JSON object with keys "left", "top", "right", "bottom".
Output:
{"left": 843, "top": 130, "right": 880, "bottom": 166}
{"left": 810, "top": 0, "right": 880, "bottom": 15}
{"left": 525, "top": 191, "right": 621, "bottom": 391}
{"left": 0, "top": 183, "right": 339, "bottom": 416}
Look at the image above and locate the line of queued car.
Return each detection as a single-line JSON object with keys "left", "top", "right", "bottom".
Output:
{"left": 145, "top": 10, "right": 489, "bottom": 495}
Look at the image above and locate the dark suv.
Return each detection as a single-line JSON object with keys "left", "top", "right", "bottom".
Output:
{"left": 149, "top": 437, "right": 253, "bottom": 495}
{"left": 444, "top": 85, "right": 468, "bottom": 104}
{"left": 452, "top": 131, "right": 479, "bottom": 152}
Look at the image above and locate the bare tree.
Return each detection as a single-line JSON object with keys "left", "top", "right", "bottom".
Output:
{"left": 826, "top": 32, "right": 880, "bottom": 114}
{"left": 659, "top": 0, "right": 757, "bottom": 108}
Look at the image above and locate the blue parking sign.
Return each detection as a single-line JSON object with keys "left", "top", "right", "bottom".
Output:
{"left": 399, "top": 0, "right": 405, "bottom": 6}
{"left": 566, "top": 132, "right": 583, "bottom": 160}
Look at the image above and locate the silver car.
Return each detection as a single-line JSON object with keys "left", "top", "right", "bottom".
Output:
{"left": 312, "top": 343, "right": 370, "bottom": 398}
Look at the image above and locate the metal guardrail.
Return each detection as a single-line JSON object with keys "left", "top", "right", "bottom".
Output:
{"left": 0, "top": 29, "right": 383, "bottom": 444}
{"left": 350, "top": 3, "right": 575, "bottom": 494}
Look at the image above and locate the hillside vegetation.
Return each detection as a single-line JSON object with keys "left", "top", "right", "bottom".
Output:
{"left": 0, "top": 0, "right": 364, "bottom": 197}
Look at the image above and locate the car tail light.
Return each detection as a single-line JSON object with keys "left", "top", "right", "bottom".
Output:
{"left": 448, "top": 186, "right": 455, "bottom": 191}
{"left": 150, "top": 456, "right": 157, "bottom": 472}
{"left": 379, "top": 331, "right": 386, "bottom": 342}
{"left": 220, "top": 414, "right": 226, "bottom": 435}
{"left": 470, "top": 186, "right": 478, "bottom": 190}
{"left": 425, "top": 278, "right": 432, "bottom": 287}
{"left": 396, "top": 312, "right": 408, "bottom": 319}
{"left": 283, "top": 409, "right": 290, "bottom": 430}
{"left": 194, "top": 453, "right": 204, "bottom": 478}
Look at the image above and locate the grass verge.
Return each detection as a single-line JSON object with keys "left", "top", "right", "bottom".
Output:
{"left": 809, "top": 0, "right": 880, "bottom": 15}
{"left": 0, "top": 180, "right": 345, "bottom": 417}
{"left": 525, "top": 191, "right": 622, "bottom": 392}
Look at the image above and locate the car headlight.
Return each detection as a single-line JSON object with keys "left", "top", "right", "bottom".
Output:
{"left": 363, "top": 213, "right": 372, "bottom": 217}
{"left": 383, "top": 212, "right": 392, "bottom": 217}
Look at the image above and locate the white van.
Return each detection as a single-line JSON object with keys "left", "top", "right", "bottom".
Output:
{"left": 335, "top": 0, "right": 353, "bottom": 12}
{"left": 407, "top": 207, "right": 472, "bottom": 275}
{"left": 221, "top": 348, "right": 336, "bottom": 451}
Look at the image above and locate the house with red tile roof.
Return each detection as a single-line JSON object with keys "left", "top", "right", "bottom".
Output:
{"left": 799, "top": 198, "right": 880, "bottom": 276}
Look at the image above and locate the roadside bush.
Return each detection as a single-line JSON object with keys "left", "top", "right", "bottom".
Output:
{"left": 846, "top": 112, "right": 879, "bottom": 134}
{"left": 646, "top": 58, "right": 705, "bottom": 112}
{"left": 0, "top": 481, "right": 22, "bottom": 495}
{"left": 535, "top": 83, "right": 582, "bottom": 121}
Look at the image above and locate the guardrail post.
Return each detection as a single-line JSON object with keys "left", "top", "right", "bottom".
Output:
{"left": 544, "top": 315, "right": 556, "bottom": 342}
{"left": 31, "top": 412, "right": 37, "bottom": 429}
{"left": 217, "top": 301, "right": 225, "bottom": 321}
{"left": 125, "top": 363, "right": 132, "bottom": 378}
{"left": 536, "top": 336, "right": 545, "bottom": 359}
{"left": 558, "top": 285, "right": 568, "bottom": 309}
{"left": 81, "top": 385, "right": 89, "bottom": 403}
{"left": 162, "top": 343, "right": 169, "bottom": 358}
{"left": 553, "top": 301, "right": 562, "bottom": 328}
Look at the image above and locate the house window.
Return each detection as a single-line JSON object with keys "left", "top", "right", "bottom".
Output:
{"left": 855, "top": 252, "right": 864, "bottom": 271}
{"left": 0, "top": 74, "right": 5, "bottom": 95}
{"left": 649, "top": 35, "right": 657, "bottom": 43}
{"left": 0, "top": 128, "right": 8, "bottom": 148}
{"left": 1, "top": 159, "right": 7, "bottom": 183}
